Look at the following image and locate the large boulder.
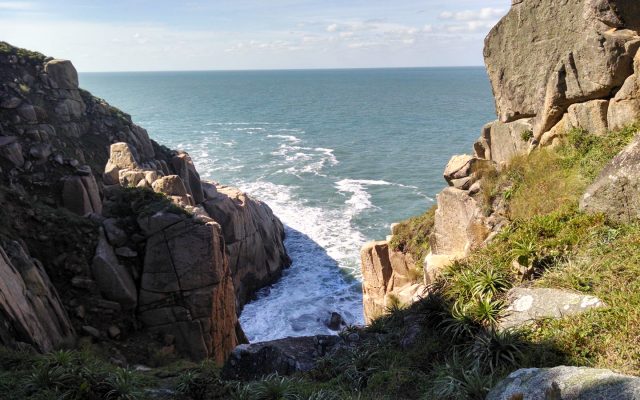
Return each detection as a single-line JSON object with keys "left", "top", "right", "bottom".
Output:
{"left": 103, "top": 142, "right": 142, "bottom": 185}
{"left": 580, "top": 132, "right": 640, "bottom": 222}
{"left": 203, "top": 185, "right": 290, "bottom": 308}
{"left": 608, "top": 51, "right": 640, "bottom": 130}
{"left": 360, "top": 239, "right": 426, "bottom": 322}
{"left": 44, "top": 59, "right": 79, "bottom": 90}
{"left": 500, "top": 288, "right": 604, "bottom": 330}
{"left": 91, "top": 229, "right": 137, "bottom": 309}
{"left": 429, "top": 187, "right": 487, "bottom": 256}
{"left": 487, "top": 366, "right": 640, "bottom": 400}
{"left": 137, "top": 216, "right": 240, "bottom": 364}
{"left": 541, "top": 100, "right": 610, "bottom": 146}
{"left": 222, "top": 335, "right": 343, "bottom": 380}
{"left": 62, "top": 174, "right": 102, "bottom": 215}
{"left": 171, "top": 152, "right": 204, "bottom": 204}
{"left": 474, "top": 119, "right": 532, "bottom": 165}
{"left": 0, "top": 242, "right": 74, "bottom": 352}
{"left": 484, "top": 0, "right": 640, "bottom": 138}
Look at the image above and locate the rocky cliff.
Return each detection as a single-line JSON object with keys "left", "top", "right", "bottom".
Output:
{"left": 360, "top": 0, "right": 640, "bottom": 322}
{"left": 0, "top": 41, "right": 289, "bottom": 363}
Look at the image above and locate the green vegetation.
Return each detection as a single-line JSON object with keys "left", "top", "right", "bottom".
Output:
{"left": 105, "top": 187, "right": 191, "bottom": 219}
{"left": 389, "top": 205, "right": 436, "bottom": 277}
{"left": 0, "top": 41, "right": 46, "bottom": 63}
{"left": 520, "top": 129, "right": 533, "bottom": 142}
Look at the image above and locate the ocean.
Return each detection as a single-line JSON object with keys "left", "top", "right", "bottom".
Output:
{"left": 80, "top": 67, "right": 496, "bottom": 342}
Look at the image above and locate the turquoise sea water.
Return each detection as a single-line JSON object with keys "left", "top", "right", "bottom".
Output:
{"left": 80, "top": 68, "right": 496, "bottom": 341}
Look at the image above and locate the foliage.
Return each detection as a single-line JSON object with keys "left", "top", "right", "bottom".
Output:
{"left": 106, "top": 186, "right": 191, "bottom": 218}
{"left": 389, "top": 205, "right": 437, "bottom": 277}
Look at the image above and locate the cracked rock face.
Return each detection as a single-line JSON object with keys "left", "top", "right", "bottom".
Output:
{"left": 580, "top": 132, "right": 640, "bottom": 223}
{"left": 138, "top": 216, "right": 239, "bottom": 363}
{"left": 485, "top": 0, "right": 640, "bottom": 138}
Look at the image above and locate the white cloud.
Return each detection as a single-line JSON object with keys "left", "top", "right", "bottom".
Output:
{"left": 0, "top": 1, "right": 34, "bottom": 10}
{"left": 326, "top": 23, "right": 338, "bottom": 32}
{"left": 439, "top": 7, "right": 505, "bottom": 21}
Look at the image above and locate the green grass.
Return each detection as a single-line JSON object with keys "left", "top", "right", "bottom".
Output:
{"left": 0, "top": 41, "right": 46, "bottom": 63}
{"left": 389, "top": 205, "right": 437, "bottom": 277}
{"left": 105, "top": 187, "right": 191, "bottom": 219}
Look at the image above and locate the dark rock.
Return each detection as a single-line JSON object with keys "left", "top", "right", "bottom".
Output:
{"left": 326, "top": 312, "right": 344, "bottom": 331}
{"left": 222, "top": 335, "right": 344, "bottom": 380}
{"left": 91, "top": 229, "right": 137, "bottom": 309}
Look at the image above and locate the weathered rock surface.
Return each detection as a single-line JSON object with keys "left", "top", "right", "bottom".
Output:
{"left": 580, "top": 132, "right": 640, "bottom": 222}
{"left": 360, "top": 239, "right": 425, "bottom": 322}
{"left": 500, "top": 288, "right": 604, "bottom": 330}
{"left": 485, "top": 0, "right": 640, "bottom": 137}
{"left": 487, "top": 366, "right": 640, "bottom": 400}
{"left": 474, "top": 119, "right": 533, "bottom": 165}
{"left": 138, "top": 216, "right": 239, "bottom": 363}
{"left": 430, "top": 187, "right": 487, "bottom": 256}
{"left": 203, "top": 185, "right": 290, "bottom": 307}
{"left": 0, "top": 242, "right": 74, "bottom": 352}
{"left": 91, "top": 230, "right": 137, "bottom": 309}
{"left": 62, "top": 174, "right": 102, "bottom": 215}
{"left": 222, "top": 335, "right": 343, "bottom": 380}
{"left": 541, "top": 100, "right": 610, "bottom": 146}
{"left": 608, "top": 51, "right": 640, "bottom": 130}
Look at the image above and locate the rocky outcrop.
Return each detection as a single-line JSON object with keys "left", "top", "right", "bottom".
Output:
{"left": 487, "top": 366, "right": 640, "bottom": 400}
{"left": 608, "top": 50, "right": 640, "bottom": 130}
{"left": 203, "top": 185, "right": 290, "bottom": 307}
{"left": 474, "top": 119, "right": 533, "bottom": 165}
{"left": 0, "top": 42, "right": 290, "bottom": 364}
{"left": 0, "top": 241, "right": 74, "bottom": 352}
{"left": 360, "top": 239, "right": 425, "bottom": 322}
{"left": 541, "top": 100, "right": 611, "bottom": 146}
{"left": 580, "top": 132, "right": 640, "bottom": 222}
{"left": 484, "top": 0, "right": 640, "bottom": 138}
{"left": 222, "top": 335, "right": 343, "bottom": 380}
{"left": 500, "top": 288, "right": 605, "bottom": 331}
{"left": 138, "top": 214, "right": 239, "bottom": 363}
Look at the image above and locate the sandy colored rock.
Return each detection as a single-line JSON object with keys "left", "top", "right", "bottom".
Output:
{"left": 580, "top": 132, "right": 640, "bottom": 222}
{"left": 360, "top": 239, "right": 424, "bottom": 322}
{"left": 104, "top": 142, "right": 142, "bottom": 185}
{"left": 203, "top": 184, "right": 290, "bottom": 307}
{"left": 500, "top": 287, "right": 604, "bottom": 330}
{"left": 430, "top": 187, "right": 485, "bottom": 255}
{"left": 485, "top": 0, "right": 640, "bottom": 137}
{"left": 171, "top": 152, "right": 204, "bottom": 204}
{"left": 487, "top": 366, "right": 640, "bottom": 400}
{"left": 608, "top": 52, "right": 640, "bottom": 131}
{"left": 474, "top": 119, "right": 532, "bottom": 164}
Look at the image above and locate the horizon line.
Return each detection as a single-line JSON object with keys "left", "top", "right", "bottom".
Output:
{"left": 78, "top": 64, "right": 487, "bottom": 74}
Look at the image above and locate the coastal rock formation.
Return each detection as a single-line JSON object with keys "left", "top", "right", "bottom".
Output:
{"left": 580, "top": 132, "right": 640, "bottom": 222}
{"left": 500, "top": 288, "right": 605, "bottom": 331}
{"left": 138, "top": 216, "right": 239, "bottom": 363}
{"left": 484, "top": 0, "right": 640, "bottom": 138}
{"left": 360, "top": 0, "right": 640, "bottom": 324}
{"left": 487, "top": 366, "right": 640, "bottom": 400}
{"left": 0, "top": 41, "right": 290, "bottom": 364}
{"left": 0, "top": 241, "right": 74, "bottom": 352}
{"left": 203, "top": 185, "right": 290, "bottom": 308}
{"left": 360, "top": 240, "right": 425, "bottom": 322}
{"left": 222, "top": 335, "right": 343, "bottom": 380}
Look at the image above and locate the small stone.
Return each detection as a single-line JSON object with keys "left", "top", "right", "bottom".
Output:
{"left": 81, "top": 325, "right": 101, "bottom": 339}
{"left": 108, "top": 326, "right": 121, "bottom": 339}
{"left": 115, "top": 247, "right": 138, "bottom": 258}
{"left": 53, "top": 154, "right": 64, "bottom": 165}
{"left": 71, "top": 276, "right": 96, "bottom": 290}
{"left": 163, "top": 334, "right": 175, "bottom": 346}
{"left": 75, "top": 305, "right": 86, "bottom": 319}
{"left": 347, "top": 333, "right": 360, "bottom": 342}
{"left": 326, "top": 312, "right": 344, "bottom": 331}
{"left": 0, "top": 97, "right": 21, "bottom": 109}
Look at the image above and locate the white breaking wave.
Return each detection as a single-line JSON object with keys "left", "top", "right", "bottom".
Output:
{"left": 238, "top": 181, "right": 365, "bottom": 342}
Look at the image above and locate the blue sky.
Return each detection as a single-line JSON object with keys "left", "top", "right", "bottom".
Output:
{"left": 0, "top": 1, "right": 510, "bottom": 71}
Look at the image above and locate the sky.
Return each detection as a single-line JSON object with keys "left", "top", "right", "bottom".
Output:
{"left": 0, "top": 1, "right": 511, "bottom": 72}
